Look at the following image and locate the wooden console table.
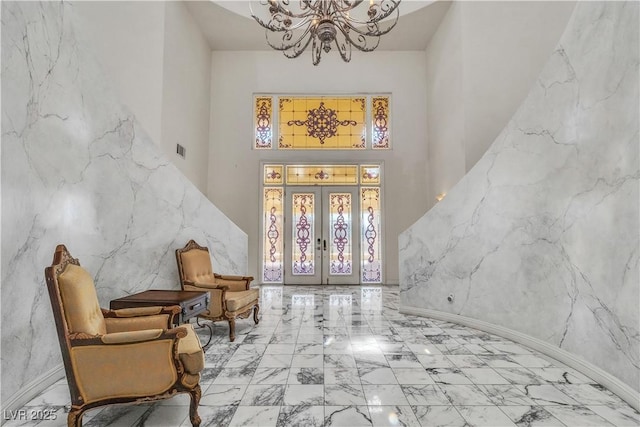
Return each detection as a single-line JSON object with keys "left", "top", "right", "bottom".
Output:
{"left": 110, "top": 290, "right": 210, "bottom": 325}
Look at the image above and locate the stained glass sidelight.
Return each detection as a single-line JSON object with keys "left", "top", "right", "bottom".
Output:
{"left": 329, "top": 193, "right": 353, "bottom": 275}
{"left": 292, "top": 193, "right": 315, "bottom": 275}
{"left": 255, "top": 96, "right": 273, "bottom": 149}
{"left": 361, "top": 187, "right": 382, "bottom": 283}
{"left": 371, "top": 96, "right": 390, "bottom": 149}
{"left": 263, "top": 187, "right": 284, "bottom": 282}
{"left": 279, "top": 97, "right": 366, "bottom": 149}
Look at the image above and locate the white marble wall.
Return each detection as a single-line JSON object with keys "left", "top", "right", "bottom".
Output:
{"left": 400, "top": 2, "right": 639, "bottom": 392}
{"left": 1, "top": 2, "right": 248, "bottom": 404}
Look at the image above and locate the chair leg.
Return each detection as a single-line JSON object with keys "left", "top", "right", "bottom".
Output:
{"left": 189, "top": 385, "right": 202, "bottom": 427}
{"left": 253, "top": 304, "right": 260, "bottom": 324}
{"left": 228, "top": 318, "right": 236, "bottom": 342}
{"left": 67, "top": 408, "right": 83, "bottom": 427}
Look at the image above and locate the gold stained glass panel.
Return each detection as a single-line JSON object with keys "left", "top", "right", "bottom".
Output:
{"left": 264, "top": 164, "right": 284, "bottom": 185}
{"left": 286, "top": 165, "right": 359, "bottom": 185}
{"left": 371, "top": 96, "right": 390, "bottom": 149}
{"left": 255, "top": 96, "right": 273, "bottom": 149}
{"left": 279, "top": 97, "right": 366, "bottom": 149}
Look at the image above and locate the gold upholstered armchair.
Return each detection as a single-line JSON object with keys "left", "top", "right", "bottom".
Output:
{"left": 45, "top": 245, "right": 204, "bottom": 427}
{"left": 175, "top": 239, "right": 259, "bottom": 342}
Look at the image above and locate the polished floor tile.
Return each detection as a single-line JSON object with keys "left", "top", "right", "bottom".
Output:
{"left": 7, "top": 285, "right": 639, "bottom": 426}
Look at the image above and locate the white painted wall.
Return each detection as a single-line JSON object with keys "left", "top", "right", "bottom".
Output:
{"left": 208, "top": 50, "right": 429, "bottom": 284}
{"left": 162, "top": 2, "right": 212, "bottom": 191}
{"left": 424, "top": 3, "right": 466, "bottom": 204}
{"left": 74, "top": 1, "right": 211, "bottom": 193}
{"left": 426, "top": 1, "right": 576, "bottom": 206}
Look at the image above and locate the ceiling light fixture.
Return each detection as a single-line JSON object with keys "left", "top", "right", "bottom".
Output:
{"left": 250, "top": 0, "right": 401, "bottom": 66}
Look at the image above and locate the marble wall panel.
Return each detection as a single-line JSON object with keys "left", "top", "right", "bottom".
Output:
{"left": 400, "top": 2, "right": 639, "bottom": 392}
{"left": 1, "top": 2, "right": 248, "bottom": 403}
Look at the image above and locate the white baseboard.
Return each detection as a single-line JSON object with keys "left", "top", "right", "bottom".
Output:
{"left": 401, "top": 305, "right": 640, "bottom": 412}
{"left": 1, "top": 364, "right": 65, "bottom": 425}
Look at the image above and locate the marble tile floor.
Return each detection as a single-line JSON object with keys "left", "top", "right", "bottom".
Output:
{"left": 5, "top": 285, "right": 639, "bottom": 427}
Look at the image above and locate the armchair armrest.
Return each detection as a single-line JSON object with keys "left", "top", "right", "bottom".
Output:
{"left": 100, "top": 329, "right": 164, "bottom": 344}
{"left": 102, "top": 305, "right": 179, "bottom": 332}
{"left": 213, "top": 274, "right": 253, "bottom": 291}
{"left": 214, "top": 273, "right": 254, "bottom": 282}
{"left": 186, "top": 280, "right": 229, "bottom": 291}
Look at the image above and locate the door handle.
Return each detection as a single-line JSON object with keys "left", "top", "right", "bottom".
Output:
{"left": 317, "top": 238, "right": 321, "bottom": 251}
{"left": 323, "top": 239, "right": 327, "bottom": 251}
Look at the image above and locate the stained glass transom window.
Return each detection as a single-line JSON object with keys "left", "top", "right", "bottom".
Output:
{"left": 263, "top": 187, "right": 284, "bottom": 282}
{"left": 361, "top": 187, "right": 382, "bottom": 283}
{"left": 292, "top": 193, "right": 315, "bottom": 275}
{"left": 329, "top": 193, "right": 353, "bottom": 275}
{"left": 279, "top": 97, "right": 366, "bottom": 149}
{"left": 254, "top": 96, "right": 273, "bottom": 149}
{"left": 286, "top": 165, "right": 359, "bottom": 185}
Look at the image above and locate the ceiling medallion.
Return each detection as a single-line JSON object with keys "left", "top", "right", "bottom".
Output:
{"left": 250, "top": 0, "right": 401, "bottom": 66}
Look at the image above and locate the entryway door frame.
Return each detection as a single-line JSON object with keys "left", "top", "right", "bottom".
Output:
{"left": 259, "top": 162, "right": 385, "bottom": 286}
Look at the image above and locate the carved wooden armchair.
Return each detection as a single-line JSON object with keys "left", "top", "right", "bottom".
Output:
{"left": 45, "top": 245, "right": 204, "bottom": 427}
{"left": 175, "top": 239, "right": 259, "bottom": 342}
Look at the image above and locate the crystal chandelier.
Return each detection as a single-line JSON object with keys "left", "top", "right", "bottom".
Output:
{"left": 250, "top": 0, "right": 401, "bottom": 65}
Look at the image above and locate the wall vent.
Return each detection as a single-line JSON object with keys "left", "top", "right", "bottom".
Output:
{"left": 176, "top": 143, "right": 186, "bottom": 158}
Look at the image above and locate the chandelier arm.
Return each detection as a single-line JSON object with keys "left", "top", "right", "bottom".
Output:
{"left": 334, "top": 13, "right": 398, "bottom": 37}
{"left": 253, "top": 12, "right": 317, "bottom": 32}
{"left": 337, "top": 27, "right": 381, "bottom": 53}
{"left": 331, "top": 0, "right": 366, "bottom": 15}
{"left": 334, "top": 35, "right": 353, "bottom": 63}
{"left": 251, "top": 0, "right": 318, "bottom": 19}
{"left": 331, "top": 10, "right": 399, "bottom": 31}
{"left": 311, "top": 36, "right": 322, "bottom": 65}
{"left": 265, "top": 25, "right": 314, "bottom": 51}
{"left": 368, "top": 0, "right": 401, "bottom": 21}
{"left": 341, "top": 0, "right": 367, "bottom": 9}
{"left": 282, "top": 32, "right": 315, "bottom": 59}
{"left": 330, "top": 0, "right": 400, "bottom": 25}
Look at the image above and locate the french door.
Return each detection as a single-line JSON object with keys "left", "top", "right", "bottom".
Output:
{"left": 284, "top": 186, "right": 360, "bottom": 285}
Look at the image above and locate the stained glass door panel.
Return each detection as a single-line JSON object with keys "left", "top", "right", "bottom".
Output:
{"left": 328, "top": 192, "right": 353, "bottom": 275}
{"left": 285, "top": 189, "right": 322, "bottom": 285}
{"left": 322, "top": 188, "right": 360, "bottom": 285}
